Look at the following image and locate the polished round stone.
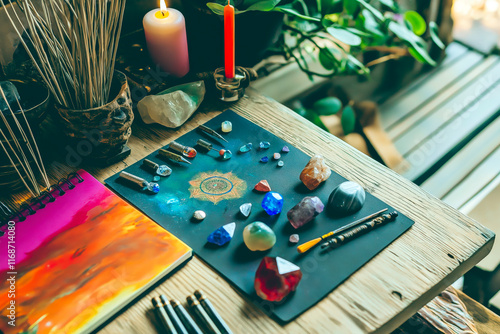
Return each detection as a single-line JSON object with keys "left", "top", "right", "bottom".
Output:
{"left": 193, "top": 210, "right": 206, "bottom": 221}
{"left": 327, "top": 181, "right": 366, "bottom": 216}
{"left": 221, "top": 120, "right": 232, "bottom": 133}
{"left": 243, "top": 222, "right": 276, "bottom": 251}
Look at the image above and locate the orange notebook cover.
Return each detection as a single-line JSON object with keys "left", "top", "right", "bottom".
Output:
{"left": 0, "top": 170, "right": 191, "bottom": 334}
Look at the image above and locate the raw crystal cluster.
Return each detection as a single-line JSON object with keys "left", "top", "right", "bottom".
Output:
{"left": 137, "top": 81, "right": 205, "bottom": 128}
{"left": 157, "top": 165, "right": 172, "bottom": 177}
{"left": 243, "top": 222, "right": 276, "bottom": 251}
{"left": 299, "top": 155, "right": 331, "bottom": 190}
{"left": 207, "top": 222, "right": 235, "bottom": 246}
{"left": 239, "top": 203, "right": 252, "bottom": 218}
{"left": 254, "top": 257, "right": 302, "bottom": 302}
{"left": 287, "top": 196, "right": 324, "bottom": 229}
{"left": 327, "top": 181, "right": 366, "bottom": 216}
{"left": 262, "top": 192, "right": 284, "bottom": 215}
{"left": 254, "top": 180, "right": 271, "bottom": 192}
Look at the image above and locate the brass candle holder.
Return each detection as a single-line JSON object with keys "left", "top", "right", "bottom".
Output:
{"left": 213, "top": 66, "right": 257, "bottom": 102}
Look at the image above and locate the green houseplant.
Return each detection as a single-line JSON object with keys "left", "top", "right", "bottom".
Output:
{"left": 208, "top": 0, "right": 444, "bottom": 134}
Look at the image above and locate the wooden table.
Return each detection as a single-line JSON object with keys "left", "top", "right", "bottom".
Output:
{"left": 9, "top": 89, "right": 495, "bottom": 333}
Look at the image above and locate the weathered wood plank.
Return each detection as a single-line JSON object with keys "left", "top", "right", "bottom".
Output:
{"left": 2, "top": 90, "right": 493, "bottom": 334}
{"left": 442, "top": 147, "right": 500, "bottom": 209}
{"left": 377, "top": 42, "right": 469, "bottom": 108}
{"left": 421, "top": 116, "right": 500, "bottom": 199}
{"left": 379, "top": 50, "right": 484, "bottom": 130}
{"left": 401, "top": 83, "right": 500, "bottom": 183}
{"left": 387, "top": 56, "right": 500, "bottom": 140}
{"left": 394, "top": 61, "right": 500, "bottom": 156}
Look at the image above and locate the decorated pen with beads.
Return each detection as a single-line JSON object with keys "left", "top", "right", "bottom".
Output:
{"left": 321, "top": 212, "right": 398, "bottom": 250}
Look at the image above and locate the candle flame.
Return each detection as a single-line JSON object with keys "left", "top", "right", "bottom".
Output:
{"left": 160, "top": 0, "right": 167, "bottom": 14}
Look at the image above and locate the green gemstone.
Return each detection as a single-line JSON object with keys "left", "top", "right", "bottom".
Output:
{"left": 243, "top": 222, "right": 276, "bottom": 251}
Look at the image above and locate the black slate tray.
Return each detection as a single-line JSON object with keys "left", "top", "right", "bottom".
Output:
{"left": 105, "top": 110, "right": 414, "bottom": 323}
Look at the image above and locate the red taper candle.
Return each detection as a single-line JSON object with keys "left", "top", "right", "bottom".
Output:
{"left": 224, "top": 0, "right": 235, "bottom": 79}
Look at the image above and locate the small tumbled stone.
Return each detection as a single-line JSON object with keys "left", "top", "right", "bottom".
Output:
{"left": 219, "top": 149, "right": 232, "bottom": 160}
{"left": 273, "top": 153, "right": 281, "bottom": 160}
{"left": 300, "top": 155, "right": 332, "bottom": 190}
{"left": 259, "top": 141, "right": 271, "bottom": 150}
{"left": 153, "top": 176, "right": 161, "bottom": 182}
{"left": 260, "top": 156, "right": 269, "bottom": 163}
{"left": 243, "top": 222, "right": 276, "bottom": 251}
{"left": 262, "top": 192, "right": 284, "bottom": 216}
{"left": 147, "top": 182, "right": 160, "bottom": 194}
{"left": 207, "top": 222, "right": 236, "bottom": 246}
{"left": 289, "top": 234, "right": 300, "bottom": 244}
{"left": 277, "top": 161, "right": 284, "bottom": 167}
{"left": 287, "top": 196, "right": 324, "bottom": 229}
{"left": 239, "top": 143, "right": 253, "bottom": 153}
{"left": 221, "top": 120, "right": 232, "bottom": 133}
{"left": 281, "top": 146, "right": 290, "bottom": 153}
{"left": 254, "top": 180, "right": 271, "bottom": 192}
{"left": 240, "top": 203, "right": 252, "bottom": 218}
{"left": 193, "top": 210, "right": 206, "bottom": 221}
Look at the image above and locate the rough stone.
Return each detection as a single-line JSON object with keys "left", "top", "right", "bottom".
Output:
{"left": 254, "top": 180, "right": 271, "bottom": 192}
{"left": 254, "top": 257, "right": 302, "bottom": 302}
{"left": 299, "top": 155, "right": 332, "bottom": 190}
{"left": 287, "top": 196, "right": 324, "bottom": 229}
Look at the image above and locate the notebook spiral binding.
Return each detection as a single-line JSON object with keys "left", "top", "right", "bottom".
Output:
{"left": 0, "top": 172, "right": 84, "bottom": 226}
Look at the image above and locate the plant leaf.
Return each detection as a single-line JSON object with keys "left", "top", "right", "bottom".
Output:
{"left": 327, "top": 27, "right": 362, "bottom": 46}
{"left": 379, "top": 0, "right": 397, "bottom": 10}
{"left": 343, "top": 0, "right": 359, "bottom": 16}
{"left": 388, "top": 22, "right": 436, "bottom": 66}
{"left": 429, "top": 21, "right": 445, "bottom": 49}
{"left": 404, "top": 11, "right": 426, "bottom": 36}
{"left": 355, "top": 0, "right": 384, "bottom": 21}
{"left": 274, "top": 6, "right": 321, "bottom": 21}
{"left": 246, "top": 0, "right": 282, "bottom": 12}
{"left": 313, "top": 97, "right": 343, "bottom": 115}
{"left": 206, "top": 3, "right": 225, "bottom": 15}
{"left": 341, "top": 105, "right": 356, "bottom": 135}
{"left": 319, "top": 48, "right": 337, "bottom": 70}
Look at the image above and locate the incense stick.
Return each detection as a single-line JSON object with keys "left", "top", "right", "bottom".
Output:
{"left": 0, "top": 0, "right": 127, "bottom": 110}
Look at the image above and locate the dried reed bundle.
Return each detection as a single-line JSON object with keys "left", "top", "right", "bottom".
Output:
{"left": 0, "top": 0, "right": 127, "bottom": 110}
{"left": 0, "top": 82, "right": 50, "bottom": 197}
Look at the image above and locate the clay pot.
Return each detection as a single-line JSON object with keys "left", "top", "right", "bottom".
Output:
{"left": 54, "top": 70, "right": 134, "bottom": 161}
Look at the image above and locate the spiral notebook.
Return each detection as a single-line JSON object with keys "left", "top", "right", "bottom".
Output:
{"left": 0, "top": 170, "right": 192, "bottom": 334}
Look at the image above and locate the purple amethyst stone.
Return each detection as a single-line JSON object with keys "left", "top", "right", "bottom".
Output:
{"left": 287, "top": 196, "right": 324, "bottom": 229}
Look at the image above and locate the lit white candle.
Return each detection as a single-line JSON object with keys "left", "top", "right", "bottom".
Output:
{"left": 143, "top": 1, "right": 190, "bottom": 77}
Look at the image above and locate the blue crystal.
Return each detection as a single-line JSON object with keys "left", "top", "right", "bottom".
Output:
{"left": 260, "top": 156, "right": 269, "bottom": 163}
{"left": 153, "top": 176, "right": 161, "bottom": 182}
{"left": 259, "top": 141, "right": 271, "bottom": 150}
{"left": 207, "top": 223, "right": 235, "bottom": 246}
{"left": 261, "top": 192, "right": 284, "bottom": 215}
{"left": 147, "top": 182, "right": 160, "bottom": 194}
{"left": 222, "top": 150, "right": 232, "bottom": 160}
{"left": 239, "top": 143, "right": 253, "bottom": 153}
